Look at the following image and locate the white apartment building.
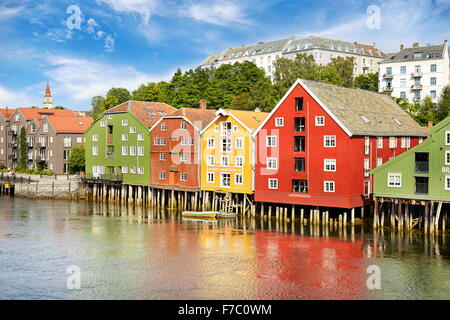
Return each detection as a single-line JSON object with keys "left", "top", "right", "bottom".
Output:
{"left": 378, "top": 41, "right": 449, "bottom": 103}
{"left": 200, "top": 36, "right": 387, "bottom": 78}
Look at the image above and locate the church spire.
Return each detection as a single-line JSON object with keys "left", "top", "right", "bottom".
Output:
{"left": 43, "top": 82, "right": 53, "bottom": 108}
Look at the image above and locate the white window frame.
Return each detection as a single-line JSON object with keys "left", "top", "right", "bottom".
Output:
{"left": 324, "top": 181, "right": 335, "bottom": 193}
{"left": 137, "top": 133, "right": 145, "bottom": 141}
{"left": 181, "top": 122, "right": 187, "bottom": 130}
{"left": 100, "top": 120, "right": 106, "bottom": 128}
{"left": 138, "top": 146, "right": 144, "bottom": 156}
{"left": 121, "top": 146, "right": 128, "bottom": 156}
{"left": 445, "top": 175, "right": 450, "bottom": 191}
{"left": 389, "top": 137, "right": 397, "bottom": 148}
{"left": 161, "top": 122, "right": 167, "bottom": 131}
{"left": 445, "top": 150, "right": 450, "bottom": 165}
{"left": 222, "top": 138, "right": 232, "bottom": 153}
{"left": 180, "top": 153, "right": 188, "bottom": 162}
{"left": 324, "top": 159, "right": 336, "bottom": 172}
{"left": 137, "top": 167, "right": 144, "bottom": 175}
{"left": 92, "top": 134, "right": 98, "bottom": 142}
{"left": 268, "top": 178, "right": 278, "bottom": 190}
{"left": 445, "top": 131, "right": 450, "bottom": 145}
{"left": 207, "top": 138, "right": 215, "bottom": 149}
{"left": 160, "top": 153, "right": 166, "bottom": 161}
{"left": 387, "top": 173, "right": 402, "bottom": 188}
{"left": 130, "top": 167, "right": 136, "bottom": 174}
{"left": 121, "top": 119, "right": 128, "bottom": 126}
{"left": 235, "top": 173, "right": 243, "bottom": 185}
{"left": 122, "top": 133, "right": 128, "bottom": 141}
{"left": 130, "top": 126, "right": 136, "bottom": 134}
{"left": 235, "top": 156, "right": 243, "bottom": 167}
{"left": 129, "top": 146, "right": 137, "bottom": 156}
{"left": 92, "top": 146, "right": 98, "bottom": 156}
{"left": 267, "top": 157, "right": 278, "bottom": 170}
{"left": 159, "top": 171, "right": 166, "bottom": 180}
{"left": 275, "top": 117, "right": 284, "bottom": 127}
{"left": 235, "top": 137, "right": 243, "bottom": 149}
{"left": 207, "top": 155, "right": 215, "bottom": 166}
{"left": 220, "top": 173, "right": 231, "bottom": 188}
{"left": 221, "top": 156, "right": 229, "bottom": 166}
{"left": 324, "top": 135, "right": 336, "bottom": 148}
{"left": 266, "top": 136, "right": 277, "bottom": 147}
{"left": 377, "top": 137, "right": 383, "bottom": 149}
{"left": 376, "top": 158, "right": 383, "bottom": 167}
{"left": 207, "top": 172, "right": 214, "bottom": 183}
{"left": 315, "top": 116, "right": 325, "bottom": 126}
{"left": 180, "top": 173, "right": 188, "bottom": 181}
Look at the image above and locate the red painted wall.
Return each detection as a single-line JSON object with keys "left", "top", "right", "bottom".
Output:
{"left": 254, "top": 83, "right": 421, "bottom": 209}
{"left": 150, "top": 118, "right": 200, "bottom": 189}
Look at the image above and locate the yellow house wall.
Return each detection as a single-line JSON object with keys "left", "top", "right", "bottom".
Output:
{"left": 201, "top": 115, "right": 253, "bottom": 194}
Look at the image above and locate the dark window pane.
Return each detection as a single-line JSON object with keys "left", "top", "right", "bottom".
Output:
{"left": 295, "top": 97, "right": 304, "bottom": 111}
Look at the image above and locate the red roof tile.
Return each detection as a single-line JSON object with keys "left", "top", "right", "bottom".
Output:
{"left": 167, "top": 107, "right": 216, "bottom": 130}
{"left": 47, "top": 116, "right": 93, "bottom": 134}
{"left": 105, "top": 101, "right": 177, "bottom": 128}
{"left": 0, "top": 108, "right": 16, "bottom": 120}
{"left": 17, "top": 108, "right": 75, "bottom": 121}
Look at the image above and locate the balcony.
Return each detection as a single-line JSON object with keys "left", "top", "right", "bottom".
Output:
{"left": 382, "top": 86, "right": 393, "bottom": 92}
{"left": 411, "top": 84, "right": 423, "bottom": 90}
{"left": 169, "top": 165, "right": 178, "bottom": 172}
{"left": 411, "top": 72, "right": 422, "bottom": 78}
{"left": 383, "top": 73, "right": 393, "bottom": 79}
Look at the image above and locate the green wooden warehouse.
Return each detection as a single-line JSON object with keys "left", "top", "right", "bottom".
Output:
{"left": 371, "top": 116, "right": 450, "bottom": 234}
{"left": 84, "top": 101, "right": 176, "bottom": 186}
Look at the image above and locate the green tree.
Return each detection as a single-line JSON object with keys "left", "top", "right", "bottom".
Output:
{"left": 54, "top": 105, "right": 65, "bottom": 109}
{"left": 328, "top": 56, "right": 355, "bottom": 87}
{"left": 354, "top": 73, "right": 379, "bottom": 91}
{"left": 436, "top": 86, "right": 450, "bottom": 123}
{"left": 131, "top": 82, "right": 162, "bottom": 102}
{"left": 18, "top": 126, "right": 27, "bottom": 171}
{"left": 231, "top": 92, "right": 253, "bottom": 110}
{"left": 68, "top": 145, "right": 85, "bottom": 174}
{"left": 248, "top": 79, "right": 278, "bottom": 112}
{"left": 91, "top": 96, "right": 106, "bottom": 120}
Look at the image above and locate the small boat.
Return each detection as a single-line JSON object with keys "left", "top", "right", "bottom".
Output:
{"left": 181, "top": 211, "right": 219, "bottom": 219}
{"left": 216, "top": 212, "right": 237, "bottom": 219}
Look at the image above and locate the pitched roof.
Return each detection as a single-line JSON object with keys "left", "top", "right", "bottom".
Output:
{"left": 380, "top": 42, "right": 447, "bottom": 63}
{"left": 104, "top": 101, "right": 177, "bottom": 128}
{"left": 221, "top": 37, "right": 295, "bottom": 60}
{"left": 354, "top": 42, "right": 388, "bottom": 57}
{"left": 222, "top": 109, "right": 270, "bottom": 131}
{"left": 300, "top": 79, "right": 428, "bottom": 136}
{"left": 45, "top": 82, "right": 51, "bottom": 97}
{"left": 200, "top": 54, "right": 221, "bottom": 66}
{"left": 47, "top": 116, "right": 93, "bottom": 134}
{"left": 167, "top": 107, "right": 216, "bottom": 130}
{"left": 0, "top": 108, "right": 16, "bottom": 120}
{"left": 16, "top": 108, "right": 75, "bottom": 122}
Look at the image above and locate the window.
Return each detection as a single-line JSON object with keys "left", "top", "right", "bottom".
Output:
{"left": 295, "top": 97, "right": 304, "bottom": 111}
{"left": 129, "top": 146, "right": 136, "bottom": 156}
{"left": 220, "top": 173, "right": 231, "bottom": 188}
{"left": 294, "top": 136, "right": 305, "bottom": 152}
{"left": 220, "top": 122, "right": 231, "bottom": 137}
{"left": 292, "top": 180, "right": 308, "bottom": 193}
{"left": 266, "top": 136, "right": 277, "bottom": 147}
{"left": 430, "top": 77, "right": 437, "bottom": 86}
{"left": 122, "top": 134, "right": 128, "bottom": 141}
{"left": 294, "top": 158, "right": 305, "bottom": 172}
{"left": 446, "top": 131, "right": 450, "bottom": 145}
{"left": 92, "top": 146, "right": 98, "bottom": 156}
{"left": 138, "top": 146, "right": 144, "bottom": 156}
{"left": 431, "top": 64, "right": 437, "bottom": 72}
{"left": 180, "top": 173, "right": 188, "bottom": 181}
{"left": 389, "top": 137, "right": 397, "bottom": 148}
{"left": 388, "top": 173, "right": 401, "bottom": 188}
{"left": 233, "top": 125, "right": 238, "bottom": 132}
{"left": 386, "top": 67, "right": 392, "bottom": 75}
{"left": 76, "top": 137, "right": 82, "bottom": 143}
{"left": 401, "top": 137, "right": 410, "bottom": 148}
{"left": 324, "top": 159, "right": 336, "bottom": 172}
{"left": 181, "top": 122, "right": 187, "bottom": 130}
{"left": 207, "top": 155, "right": 215, "bottom": 166}
{"left": 235, "top": 156, "right": 244, "bottom": 167}
{"left": 267, "top": 158, "right": 277, "bottom": 170}
{"left": 419, "top": 138, "right": 424, "bottom": 144}
{"left": 324, "top": 135, "right": 336, "bottom": 147}
{"left": 180, "top": 153, "right": 188, "bottom": 162}
{"left": 315, "top": 116, "right": 325, "bottom": 126}
{"left": 161, "top": 122, "right": 167, "bottom": 131}
{"left": 63, "top": 137, "right": 71, "bottom": 148}
{"left": 268, "top": 179, "right": 278, "bottom": 190}
{"left": 160, "top": 153, "right": 166, "bottom": 161}
{"left": 400, "top": 92, "right": 406, "bottom": 98}
{"left": 364, "top": 159, "right": 370, "bottom": 177}
{"left": 121, "top": 166, "right": 128, "bottom": 174}
{"left": 137, "top": 167, "right": 144, "bottom": 175}
{"left": 207, "top": 138, "right": 215, "bottom": 149}
{"left": 445, "top": 151, "right": 450, "bottom": 165}
{"left": 121, "top": 119, "right": 128, "bottom": 126}
{"left": 100, "top": 120, "right": 106, "bottom": 128}
{"left": 130, "top": 126, "right": 136, "bottom": 134}
{"left": 130, "top": 167, "right": 136, "bottom": 174}
{"left": 414, "top": 91, "right": 421, "bottom": 100}
{"left": 137, "top": 133, "right": 144, "bottom": 141}
{"left": 294, "top": 117, "right": 305, "bottom": 132}
{"left": 414, "top": 65, "right": 421, "bottom": 73}
{"left": 160, "top": 172, "right": 166, "bottom": 180}
{"left": 222, "top": 138, "right": 231, "bottom": 153}
{"left": 235, "top": 137, "right": 243, "bottom": 149}
{"left": 92, "top": 134, "right": 98, "bottom": 142}
{"left": 207, "top": 172, "right": 214, "bottom": 183}
{"left": 63, "top": 150, "right": 70, "bottom": 161}
{"left": 122, "top": 146, "right": 128, "bottom": 156}
{"left": 159, "top": 138, "right": 166, "bottom": 145}
{"left": 235, "top": 174, "right": 243, "bottom": 185}
{"left": 108, "top": 115, "right": 113, "bottom": 120}
{"left": 376, "top": 158, "right": 383, "bottom": 167}
{"left": 275, "top": 117, "right": 284, "bottom": 127}
{"left": 431, "top": 90, "right": 437, "bottom": 99}
{"left": 400, "top": 66, "right": 406, "bottom": 74}
{"left": 181, "top": 137, "right": 194, "bottom": 146}
{"left": 324, "top": 181, "right": 335, "bottom": 192}
{"left": 377, "top": 137, "right": 383, "bottom": 149}
{"left": 400, "top": 78, "right": 406, "bottom": 87}
{"left": 445, "top": 176, "right": 450, "bottom": 191}
{"left": 221, "top": 156, "right": 229, "bottom": 166}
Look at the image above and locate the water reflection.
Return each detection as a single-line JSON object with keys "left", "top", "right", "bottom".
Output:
{"left": 1, "top": 198, "right": 450, "bottom": 299}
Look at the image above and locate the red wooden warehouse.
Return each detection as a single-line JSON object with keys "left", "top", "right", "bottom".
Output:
{"left": 253, "top": 79, "right": 428, "bottom": 209}
{"left": 149, "top": 101, "right": 216, "bottom": 190}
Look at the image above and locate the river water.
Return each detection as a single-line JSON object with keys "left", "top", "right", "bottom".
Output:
{"left": 1, "top": 197, "right": 449, "bottom": 300}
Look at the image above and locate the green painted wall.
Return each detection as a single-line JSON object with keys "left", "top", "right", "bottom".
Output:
{"left": 85, "top": 112, "right": 150, "bottom": 185}
{"left": 372, "top": 117, "right": 450, "bottom": 201}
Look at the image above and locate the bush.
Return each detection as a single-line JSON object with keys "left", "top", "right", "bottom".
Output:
{"left": 41, "top": 170, "right": 54, "bottom": 176}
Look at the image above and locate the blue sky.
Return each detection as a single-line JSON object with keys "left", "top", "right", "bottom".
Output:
{"left": 0, "top": 0, "right": 449, "bottom": 110}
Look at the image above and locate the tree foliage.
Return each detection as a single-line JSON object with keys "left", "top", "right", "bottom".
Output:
{"left": 68, "top": 145, "right": 85, "bottom": 174}
{"left": 354, "top": 73, "right": 379, "bottom": 91}
{"left": 18, "top": 126, "right": 27, "bottom": 171}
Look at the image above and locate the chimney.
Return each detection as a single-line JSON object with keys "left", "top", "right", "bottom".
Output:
{"left": 199, "top": 99, "right": 207, "bottom": 110}
{"left": 400, "top": 44, "right": 404, "bottom": 50}
{"left": 412, "top": 42, "right": 419, "bottom": 48}
{"left": 373, "top": 42, "right": 376, "bottom": 48}
{"left": 428, "top": 121, "right": 433, "bottom": 129}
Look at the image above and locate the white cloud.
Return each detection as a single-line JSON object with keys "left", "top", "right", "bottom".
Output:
{"left": 95, "top": 0, "right": 159, "bottom": 24}
{"left": 86, "top": 18, "right": 99, "bottom": 34}
{"left": 0, "top": 4, "right": 23, "bottom": 21}
{"left": 183, "top": 1, "right": 251, "bottom": 26}
{"left": 104, "top": 35, "right": 115, "bottom": 52}
{"left": 0, "top": 85, "right": 36, "bottom": 107}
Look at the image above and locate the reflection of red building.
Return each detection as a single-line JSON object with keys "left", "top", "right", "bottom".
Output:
{"left": 255, "top": 231, "right": 368, "bottom": 299}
